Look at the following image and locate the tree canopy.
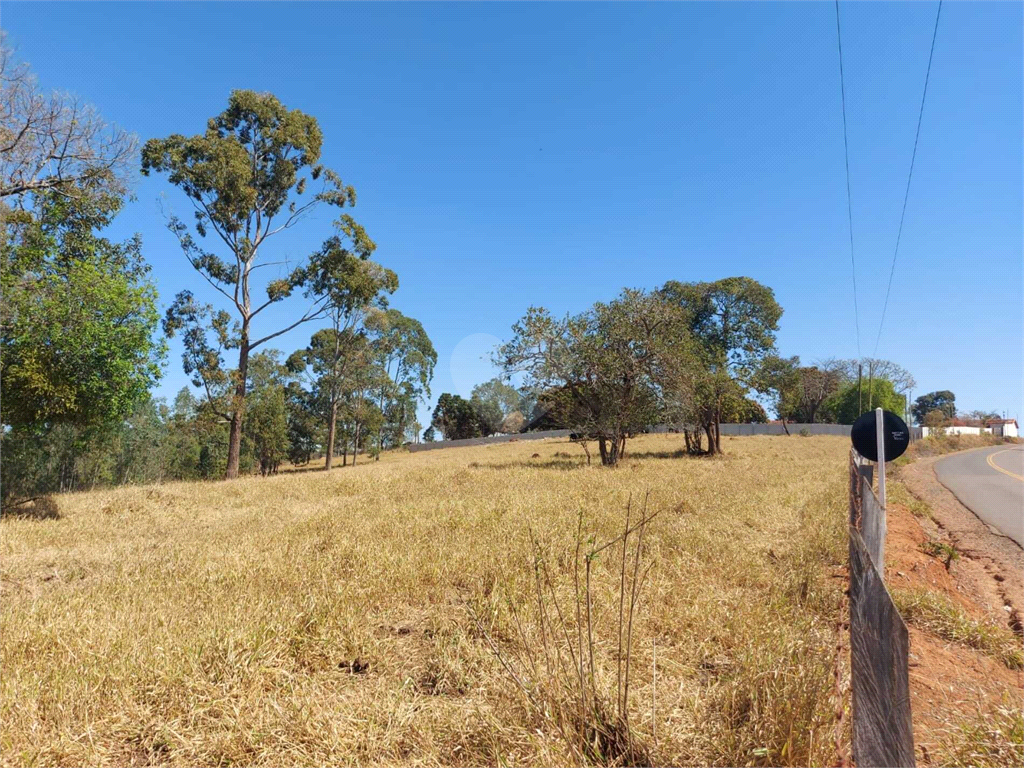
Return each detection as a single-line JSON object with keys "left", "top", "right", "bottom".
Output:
{"left": 1, "top": 177, "right": 162, "bottom": 434}
{"left": 754, "top": 355, "right": 801, "bottom": 432}
{"left": 658, "top": 277, "right": 782, "bottom": 453}
{"left": 500, "top": 289, "right": 688, "bottom": 465}
{"left": 431, "top": 393, "right": 481, "bottom": 441}
{"left": 912, "top": 390, "right": 956, "bottom": 423}
{"left": 470, "top": 378, "right": 529, "bottom": 435}
{"left": 822, "top": 378, "right": 906, "bottom": 425}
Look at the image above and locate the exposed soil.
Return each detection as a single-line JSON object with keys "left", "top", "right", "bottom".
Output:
{"left": 884, "top": 456, "right": 1023, "bottom": 765}
{"left": 898, "top": 454, "right": 1023, "bottom": 632}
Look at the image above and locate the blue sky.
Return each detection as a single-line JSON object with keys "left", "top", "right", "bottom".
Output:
{"left": 5, "top": 1, "right": 1022, "bottom": 426}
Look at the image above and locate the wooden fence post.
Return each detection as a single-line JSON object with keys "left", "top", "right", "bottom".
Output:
{"left": 847, "top": 451, "right": 915, "bottom": 766}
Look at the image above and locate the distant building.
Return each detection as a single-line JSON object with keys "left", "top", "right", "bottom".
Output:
{"left": 921, "top": 418, "right": 1018, "bottom": 438}
{"left": 986, "top": 419, "right": 1019, "bottom": 438}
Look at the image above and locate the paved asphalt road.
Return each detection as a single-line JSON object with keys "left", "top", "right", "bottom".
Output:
{"left": 934, "top": 445, "right": 1024, "bottom": 547}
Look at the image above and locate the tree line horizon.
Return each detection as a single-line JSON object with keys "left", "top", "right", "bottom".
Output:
{"left": 1, "top": 48, "right": 999, "bottom": 500}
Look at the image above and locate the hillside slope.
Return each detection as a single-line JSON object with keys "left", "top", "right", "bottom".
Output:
{"left": 3, "top": 434, "right": 855, "bottom": 766}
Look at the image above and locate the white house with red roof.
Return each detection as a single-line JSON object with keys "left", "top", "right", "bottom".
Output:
{"left": 921, "top": 417, "right": 1018, "bottom": 438}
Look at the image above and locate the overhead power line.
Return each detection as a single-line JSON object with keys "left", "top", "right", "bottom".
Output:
{"left": 873, "top": 0, "right": 944, "bottom": 357}
{"left": 834, "top": 0, "right": 862, "bottom": 360}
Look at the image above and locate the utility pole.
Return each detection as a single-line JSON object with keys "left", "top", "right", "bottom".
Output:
{"left": 858, "top": 363, "right": 863, "bottom": 416}
{"left": 867, "top": 362, "right": 874, "bottom": 411}
{"left": 908, "top": 388, "right": 913, "bottom": 441}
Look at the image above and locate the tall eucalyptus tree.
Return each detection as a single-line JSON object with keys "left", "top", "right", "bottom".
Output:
{"left": 144, "top": 90, "right": 375, "bottom": 478}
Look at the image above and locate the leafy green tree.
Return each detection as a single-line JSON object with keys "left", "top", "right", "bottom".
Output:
{"left": 431, "top": 393, "right": 481, "bottom": 441}
{"left": 470, "top": 378, "right": 528, "bottom": 434}
{"left": 345, "top": 391, "right": 384, "bottom": 465}
{"left": 755, "top": 355, "right": 801, "bottom": 434}
{"left": 1, "top": 191, "right": 163, "bottom": 431}
{"left": 822, "top": 379, "right": 905, "bottom": 425}
{"left": 243, "top": 351, "right": 291, "bottom": 476}
{"left": 912, "top": 391, "right": 956, "bottom": 424}
{"left": 659, "top": 277, "right": 782, "bottom": 453}
{"left": 1, "top": 423, "right": 85, "bottom": 503}
{"left": 112, "top": 397, "right": 170, "bottom": 485}
{"left": 303, "top": 245, "right": 398, "bottom": 467}
{"left": 1, "top": 190, "right": 163, "bottom": 508}
{"left": 143, "top": 90, "right": 375, "bottom": 479}
{"left": 163, "top": 388, "right": 205, "bottom": 480}
{"left": 500, "top": 290, "right": 687, "bottom": 465}
{"left": 0, "top": 43, "right": 164, "bottom": 507}
{"left": 164, "top": 386, "right": 234, "bottom": 481}
{"left": 284, "top": 382, "right": 320, "bottom": 466}
{"left": 0, "top": 395, "right": 173, "bottom": 505}
{"left": 288, "top": 328, "right": 355, "bottom": 468}
{"left": 471, "top": 395, "right": 504, "bottom": 436}
{"left": 198, "top": 445, "right": 216, "bottom": 480}
{"left": 838, "top": 358, "right": 916, "bottom": 400}
{"left": 721, "top": 390, "right": 769, "bottom": 424}
{"left": 366, "top": 309, "right": 436, "bottom": 454}
{"left": 422, "top": 425, "right": 436, "bottom": 443}
{"left": 246, "top": 385, "right": 288, "bottom": 476}
{"left": 288, "top": 251, "right": 396, "bottom": 472}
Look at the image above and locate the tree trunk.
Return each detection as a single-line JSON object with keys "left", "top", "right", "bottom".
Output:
{"left": 598, "top": 433, "right": 622, "bottom": 466}
{"left": 353, "top": 422, "right": 360, "bottom": 466}
{"left": 606, "top": 434, "right": 620, "bottom": 466}
{"left": 579, "top": 439, "right": 592, "bottom": 465}
{"left": 781, "top": 417, "right": 790, "bottom": 436}
{"left": 714, "top": 420, "right": 722, "bottom": 454}
{"left": 704, "top": 423, "right": 715, "bottom": 454}
{"left": 325, "top": 399, "right": 338, "bottom": 471}
{"left": 225, "top": 340, "right": 250, "bottom": 479}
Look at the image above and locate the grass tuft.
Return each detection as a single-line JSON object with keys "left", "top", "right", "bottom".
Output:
{"left": 934, "top": 697, "right": 1024, "bottom": 768}
{"left": 920, "top": 539, "right": 961, "bottom": 571}
{"left": 893, "top": 588, "right": 1023, "bottom": 670}
{"left": 887, "top": 479, "right": 934, "bottom": 520}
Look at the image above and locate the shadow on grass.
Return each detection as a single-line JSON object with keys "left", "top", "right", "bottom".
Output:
{"left": 1, "top": 496, "right": 61, "bottom": 520}
{"left": 468, "top": 459, "right": 588, "bottom": 471}
{"left": 625, "top": 449, "right": 690, "bottom": 460}
{"left": 470, "top": 449, "right": 715, "bottom": 469}
{"left": 281, "top": 461, "right": 371, "bottom": 476}
{"left": 625, "top": 449, "right": 722, "bottom": 460}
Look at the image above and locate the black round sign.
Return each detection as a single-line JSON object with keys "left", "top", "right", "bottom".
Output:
{"left": 851, "top": 410, "right": 910, "bottom": 463}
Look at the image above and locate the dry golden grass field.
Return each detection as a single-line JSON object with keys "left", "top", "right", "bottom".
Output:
{"left": 1, "top": 434, "right": 1017, "bottom": 767}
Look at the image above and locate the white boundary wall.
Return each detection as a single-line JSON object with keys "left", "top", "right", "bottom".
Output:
{"left": 920, "top": 425, "right": 989, "bottom": 437}
{"left": 409, "top": 423, "right": 861, "bottom": 452}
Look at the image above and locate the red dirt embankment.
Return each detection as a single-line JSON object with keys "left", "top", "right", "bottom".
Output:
{"left": 884, "top": 454, "right": 1023, "bottom": 765}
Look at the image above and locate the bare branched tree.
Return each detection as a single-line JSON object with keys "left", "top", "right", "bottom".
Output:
{"left": 836, "top": 357, "right": 916, "bottom": 394}
{"left": 0, "top": 38, "right": 136, "bottom": 202}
